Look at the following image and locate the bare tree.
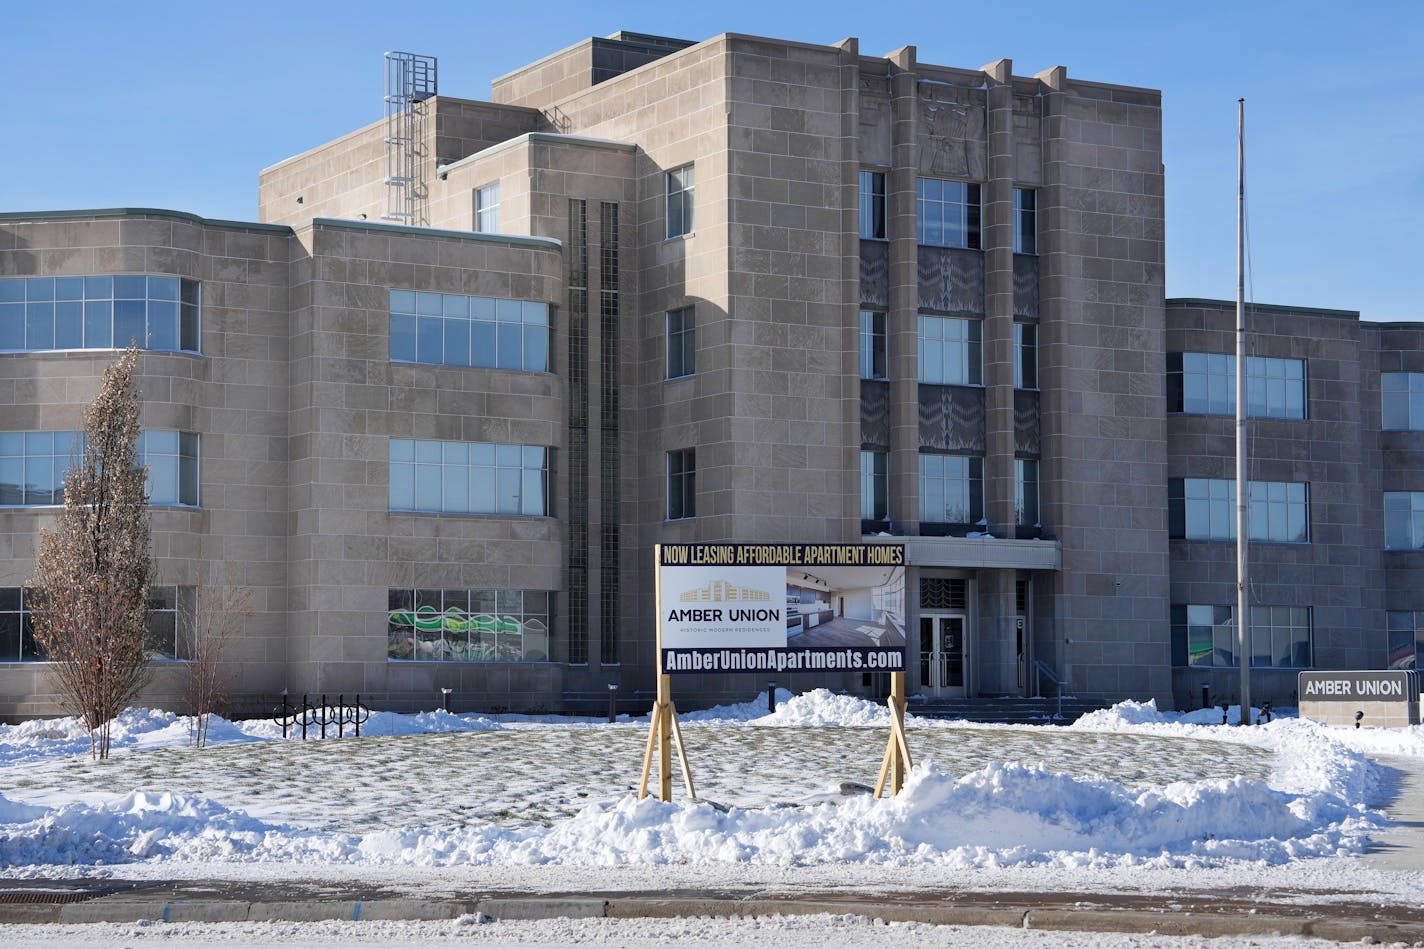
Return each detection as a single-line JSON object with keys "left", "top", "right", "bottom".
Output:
{"left": 182, "top": 557, "right": 252, "bottom": 749}
{"left": 28, "top": 347, "right": 152, "bottom": 760}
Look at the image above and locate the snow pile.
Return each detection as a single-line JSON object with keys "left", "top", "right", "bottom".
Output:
{"left": 751, "top": 689, "right": 895, "bottom": 727}
{"left": 680, "top": 690, "right": 794, "bottom": 723}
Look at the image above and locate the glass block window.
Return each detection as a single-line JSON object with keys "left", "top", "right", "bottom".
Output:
{"left": 474, "top": 182, "right": 500, "bottom": 233}
{"left": 1385, "top": 492, "right": 1424, "bottom": 550}
{"left": 389, "top": 290, "right": 549, "bottom": 372}
{"left": 667, "top": 448, "right": 695, "bottom": 520}
{"left": 1013, "top": 187, "right": 1036, "bottom": 254}
{"left": 0, "top": 430, "right": 197, "bottom": 507}
{"left": 918, "top": 315, "right": 982, "bottom": 386}
{"left": 1168, "top": 353, "right": 1306, "bottom": 419}
{"left": 1382, "top": 372, "right": 1424, "bottom": 430}
{"left": 666, "top": 164, "right": 694, "bottom": 239}
{"left": 387, "top": 588, "right": 551, "bottom": 663}
{"left": 389, "top": 439, "right": 549, "bottom": 517}
{"left": 1174, "top": 604, "right": 1311, "bottom": 668}
{"left": 916, "top": 178, "right": 981, "bottom": 249}
{"left": 919, "top": 454, "right": 983, "bottom": 526}
{"left": 1014, "top": 322, "right": 1037, "bottom": 389}
{"left": 666, "top": 306, "right": 695, "bottom": 379}
{"left": 0, "top": 275, "right": 199, "bottom": 353}
{"left": 859, "top": 310, "right": 886, "bottom": 380}
{"left": 1169, "top": 478, "right": 1309, "bottom": 543}
{"left": 859, "top": 170, "right": 886, "bottom": 240}
{"left": 1388, "top": 611, "right": 1424, "bottom": 670}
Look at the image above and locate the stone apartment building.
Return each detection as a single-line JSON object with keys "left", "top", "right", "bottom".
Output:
{"left": 0, "top": 30, "right": 1420, "bottom": 718}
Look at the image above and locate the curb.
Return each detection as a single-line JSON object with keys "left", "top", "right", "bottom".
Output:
{"left": 1, "top": 893, "right": 1421, "bottom": 942}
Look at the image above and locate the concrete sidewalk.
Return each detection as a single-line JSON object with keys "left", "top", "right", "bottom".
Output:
{"left": 3, "top": 878, "right": 1424, "bottom": 943}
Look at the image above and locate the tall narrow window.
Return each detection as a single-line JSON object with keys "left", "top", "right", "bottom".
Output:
{"left": 916, "top": 178, "right": 981, "bottom": 249}
{"left": 860, "top": 450, "right": 887, "bottom": 528}
{"left": 859, "top": 310, "right": 886, "bottom": 380}
{"left": 1014, "top": 322, "right": 1037, "bottom": 389}
{"left": 666, "top": 306, "right": 695, "bottom": 379}
{"left": 917, "top": 315, "right": 982, "bottom": 385}
{"left": 1013, "top": 187, "right": 1037, "bottom": 254}
{"left": 1015, "top": 458, "right": 1039, "bottom": 528}
{"left": 859, "top": 170, "right": 886, "bottom": 240}
{"left": 1383, "top": 373, "right": 1424, "bottom": 430}
{"left": 666, "top": 164, "right": 694, "bottom": 239}
{"left": 474, "top": 183, "right": 500, "bottom": 233}
{"left": 667, "top": 449, "right": 696, "bottom": 520}
{"left": 1385, "top": 492, "right": 1424, "bottom": 550}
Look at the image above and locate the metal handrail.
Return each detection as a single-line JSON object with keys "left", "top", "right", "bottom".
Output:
{"left": 1034, "top": 659, "right": 1065, "bottom": 719}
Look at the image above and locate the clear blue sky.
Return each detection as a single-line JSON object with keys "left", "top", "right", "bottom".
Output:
{"left": 4, "top": 0, "right": 1420, "bottom": 321}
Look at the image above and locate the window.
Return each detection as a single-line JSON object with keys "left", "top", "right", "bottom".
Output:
{"left": 1168, "top": 478, "right": 1308, "bottom": 542}
{"left": 389, "top": 439, "right": 549, "bottom": 517}
{"left": 1014, "top": 322, "right": 1037, "bottom": 389}
{"left": 387, "top": 588, "right": 551, "bottom": 663}
{"left": 389, "top": 290, "right": 549, "bottom": 372}
{"left": 860, "top": 450, "right": 887, "bottom": 528}
{"left": 859, "top": 310, "right": 886, "bottom": 380}
{"left": 666, "top": 306, "right": 695, "bottom": 379}
{"left": 1015, "top": 458, "right": 1039, "bottom": 527}
{"left": 916, "top": 178, "right": 980, "bottom": 249}
{"left": 667, "top": 448, "right": 696, "bottom": 520}
{"left": 1385, "top": 492, "right": 1424, "bottom": 550}
{"left": 918, "top": 315, "right": 982, "bottom": 385}
{"left": 1174, "top": 604, "right": 1311, "bottom": 668}
{"left": 0, "top": 275, "right": 199, "bottom": 354}
{"left": 0, "top": 430, "right": 197, "bottom": 507}
{"left": 1382, "top": 372, "right": 1424, "bottom": 430}
{"left": 1, "top": 585, "right": 195, "bottom": 663}
{"left": 1013, "top": 187, "right": 1036, "bottom": 255}
{"left": 918, "top": 454, "right": 982, "bottom": 526}
{"left": 666, "top": 164, "right": 694, "bottom": 239}
{"left": 146, "top": 585, "right": 197, "bottom": 660}
{"left": 859, "top": 170, "right": 886, "bottom": 240}
{"left": 1167, "top": 353, "right": 1306, "bottom": 419}
{"left": 474, "top": 183, "right": 500, "bottom": 233}
{"left": 1388, "top": 611, "right": 1424, "bottom": 670}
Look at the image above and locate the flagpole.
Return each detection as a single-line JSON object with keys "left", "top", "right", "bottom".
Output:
{"left": 1235, "top": 97, "right": 1251, "bottom": 725}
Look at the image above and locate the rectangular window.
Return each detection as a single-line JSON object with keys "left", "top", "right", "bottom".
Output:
{"left": 1382, "top": 372, "right": 1424, "bottom": 430}
{"left": 1, "top": 585, "right": 195, "bottom": 663}
{"left": 667, "top": 448, "right": 696, "bottom": 520}
{"left": 859, "top": 170, "right": 886, "bottom": 240}
{"left": 666, "top": 164, "right": 694, "bottom": 239}
{"left": 1173, "top": 604, "right": 1311, "bottom": 668}
{"left": 1385, "top": 491, "right": 1424, "bottom": 550}
{"left": 1015, "top": 458, "right": 1039, "bottom": 527}
{"left": 1169, "top": 478, "right": 1309, "bottom": 542}
{"left": 860, "top": 450, "right": 887, "bottom": 527}
{"left": 0, "top": 588, "right": 42, "bottom": 663}
{"left": 1168, "top": 352, "right": 1306, "bottom": 419}
{"left": 918, "top": 453, "right": 983, "bottom": 526}
{"left": 389, "top": 438, "right": 549, "bottom": 517}
{"left": 0, "top": 430, "right": 197, "bottom": 507}
{"left": 666, "top": 306, "right": 695, "bottom": 379}
{"left": 916, "top": 178, "right": 981, "bottom": 249}
{"left": 387, "top": 587, "right": 551, "bottom": 663}
{"left": 1014, "top": 322, "right": 1037, "bottom": 389}
{"left": 917, "top": 315, "right": 982, "bottom": 386}
{"left": 474, "top": 182, "right": 500, "bottom": 234}
{"left": 389, "top": 290, "right": 549, "bottom": 372}
{"left": 0, "top": 275, "right": 199, "bottom": 354}
{"left": 1013, "top": 187, "right": 1037, "bottom": 255}
{"left": 1388, "top": 611, "right": 1424, "bottom": 670}
{"left": 859, "top": 310, "right": 886, "bottom": 380}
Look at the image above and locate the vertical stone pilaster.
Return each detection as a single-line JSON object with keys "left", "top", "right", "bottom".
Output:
{"left": 983, "top": 59, "right": 1016, "bottom": 537}
{"left": 887, "top": 46, "right": 920, "bottom": 534}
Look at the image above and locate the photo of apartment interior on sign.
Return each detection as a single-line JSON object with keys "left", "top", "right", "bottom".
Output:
{"left": 785, "top": 565, "right": 906, "bottom": 649}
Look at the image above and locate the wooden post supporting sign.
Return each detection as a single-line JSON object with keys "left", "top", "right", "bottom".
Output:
{"left": 639, "top": 544, "right": 696, "bottom": 802}
{"left": 873, "top": 669, "right": 912, "bottom": 797}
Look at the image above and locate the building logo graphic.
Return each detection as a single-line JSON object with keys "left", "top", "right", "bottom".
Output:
{"left": 678, "top": 579, "right": 771, "bottom": 603}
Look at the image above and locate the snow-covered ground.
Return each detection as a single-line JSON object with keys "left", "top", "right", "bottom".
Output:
{"left": 0, "top": 689, "right": 1421, "bottom": 907}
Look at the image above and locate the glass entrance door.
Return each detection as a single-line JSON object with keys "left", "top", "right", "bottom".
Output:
{"left": 919, "top": 614, "right": 966, "bottom": 697}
